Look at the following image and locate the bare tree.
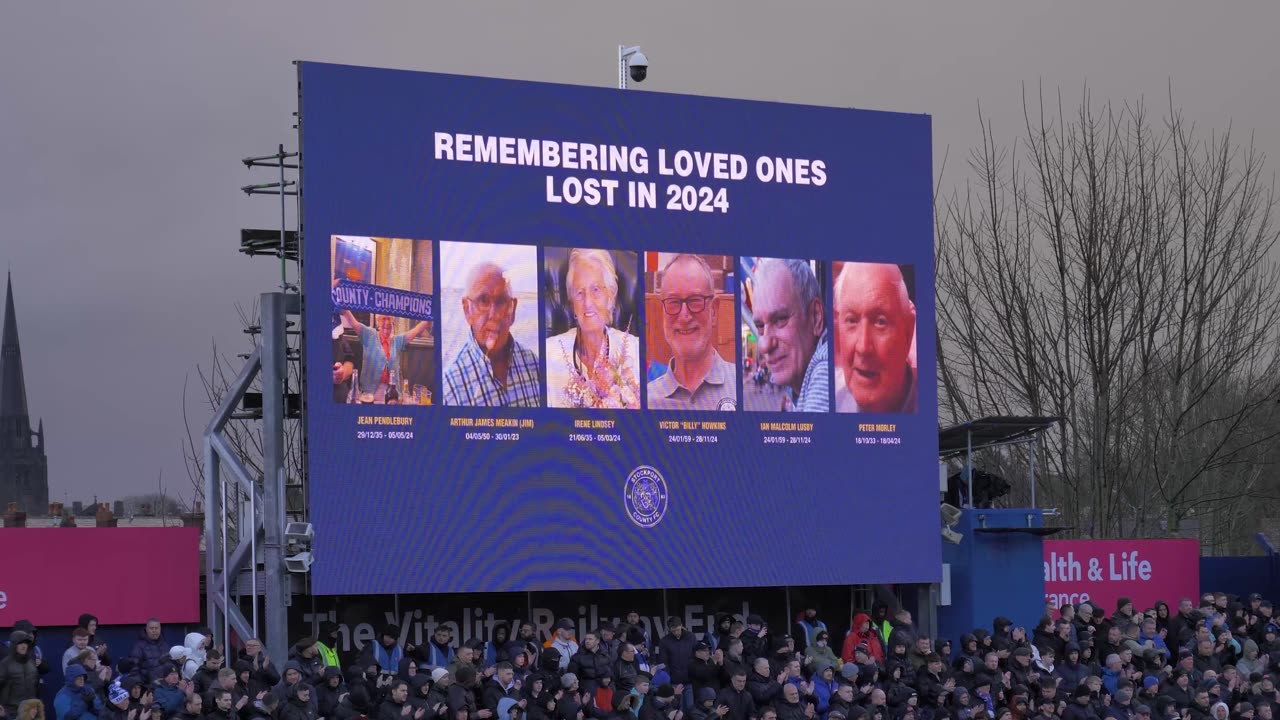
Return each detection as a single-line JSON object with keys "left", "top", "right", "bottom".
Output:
{"left": 182, "top": 301, "right": 305, "bottom": 521}
{"left": 936, "top": 85, "right": 1280, "bottom": 544}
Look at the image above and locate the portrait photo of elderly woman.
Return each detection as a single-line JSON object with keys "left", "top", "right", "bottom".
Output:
{"left": 542, "top": 247, "right": 642, "bottom": 409}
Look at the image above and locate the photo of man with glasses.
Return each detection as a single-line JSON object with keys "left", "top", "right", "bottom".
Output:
{"left": 440, "top": 241, "right": 543, "bottom": 407}
{"left": 645, "top": 253, "right": 738, "bottom": 411}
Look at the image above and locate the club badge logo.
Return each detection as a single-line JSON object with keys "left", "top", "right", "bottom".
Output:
{"left": 625, "top": 465, "right": 669, "bottom": 529}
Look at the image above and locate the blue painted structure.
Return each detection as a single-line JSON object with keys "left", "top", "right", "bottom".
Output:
{"left": 937, "top": 508, "right": 1046, "bottom": 644}
{"left": 1200, "top": 534, "right": 1280, "bottom": 600}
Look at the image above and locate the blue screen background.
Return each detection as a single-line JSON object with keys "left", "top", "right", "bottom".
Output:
{"left": 301, "top": 62, "right": 941, "bottom": 595}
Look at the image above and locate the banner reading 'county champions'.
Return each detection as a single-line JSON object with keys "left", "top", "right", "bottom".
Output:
{"left": 301, "top": 62, "right": 940, "bottom": 595}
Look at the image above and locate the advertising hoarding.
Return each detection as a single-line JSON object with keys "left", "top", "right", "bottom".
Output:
{"left": 1044, "top": 538, "right": 1200, "bottom": 612}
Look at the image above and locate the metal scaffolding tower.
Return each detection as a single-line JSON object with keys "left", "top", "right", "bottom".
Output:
{"left": 203, "top": 145, "right": 305, "bottom": 663}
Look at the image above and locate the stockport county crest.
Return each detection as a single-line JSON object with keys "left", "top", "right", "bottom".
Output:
{"left": 624, "top": 465, "right": 669, "bottom": 528}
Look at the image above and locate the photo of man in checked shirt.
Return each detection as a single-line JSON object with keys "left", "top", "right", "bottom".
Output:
{"left": 440, "top": 242, "right": 543, "bottom": 408}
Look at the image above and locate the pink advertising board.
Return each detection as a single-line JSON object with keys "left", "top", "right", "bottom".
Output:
{"left": 0, "top": 527, "right": 200, "bottom": 626}
{"left": 1044, "top": 538, "right": 1199, "bottom": 612}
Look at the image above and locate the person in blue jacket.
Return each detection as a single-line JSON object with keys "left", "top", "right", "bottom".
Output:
{"left": 55, "top": 665, "right": 103, "bottom": 720}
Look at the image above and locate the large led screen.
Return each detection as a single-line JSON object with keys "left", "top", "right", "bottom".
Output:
{"left": 300, "top": 62, "right": 940, "bottom": 594}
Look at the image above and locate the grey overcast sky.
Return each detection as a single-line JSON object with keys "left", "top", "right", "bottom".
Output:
{"left": 2, "top": 1, "right": 1277, "bottom": 502}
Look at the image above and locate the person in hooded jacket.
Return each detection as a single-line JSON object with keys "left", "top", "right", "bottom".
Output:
{"left": 56, "top": 665, "right": 104, "bottom": 720}
{"left": 689, "top": 688, "right": 718, "bottom": 720}
{"left": 77, "top": 617, "right": 112, "bottom": 670}
{"left": 410, "top": 673, "right": 445, "bottom": 720}
{"left": 1053, "top": 644, "right": 1087, "bottom": 696}
{"left": 184, "top": 635, "right": 212, "bottom": 682}
{"left": 273, "top": 662, "right": 319, "bottom": 716}
{"left": 486, "top": 627, "right": 513, "bottom": 671}
{"left": 707, "top": 617, "right": 733, "bottom": 655}
{"left": 811, "top": 666, "right": 837, "bottom": 718}
{"left": 950, "top": 658, "right": 975, "bottom": 694}
{"left": 518, "top": 677, "right": 552, "bottom": 720}
{"left": 1, "top": 630, "right": 42, "bottom": 718}
{"left": 315, "top": 667, "right": 348, "bottom": 719}
{"left": 842, "top": 617, "right": 884, "bottom": 668}
{"left": 278, "top": 684, "right": 316, "bottom": 720}
{"left": 805, "top": 633, "right": 840, "bottom": 676}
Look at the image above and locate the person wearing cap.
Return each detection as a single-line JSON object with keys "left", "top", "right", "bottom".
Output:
{"left": 1, "top": 631, "right": 42, "bottom": 719}
{"left": 546, "top": 621, "right": 579, "bottom": 674}
{"left": 688, "top": 643, "right": 719, "bottom": 703}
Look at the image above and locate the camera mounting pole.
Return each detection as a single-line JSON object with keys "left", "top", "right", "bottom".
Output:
{"left": 618, "top": 45, "right": 644, "bottom": 90}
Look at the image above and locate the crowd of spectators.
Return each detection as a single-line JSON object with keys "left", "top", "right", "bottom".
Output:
{"left": 2, "top": 592, "right": 1275, "bottom": 720}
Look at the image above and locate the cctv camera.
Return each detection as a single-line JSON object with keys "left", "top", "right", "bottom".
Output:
{"left": 629, "top": 51, "right": 648, "bottom": 82}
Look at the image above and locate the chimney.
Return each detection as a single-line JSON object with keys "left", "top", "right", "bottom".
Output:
{"left": 59, "top": 511, "right": 76, "bottom": 528}
{"left": 49, "top": 501, "right": 63, "bottom": 517}
{"left": 3, "top": 502, "right": 26, "bottom": 528}
{"left": 96, "top": 502, "right": 117, "bottom": 528}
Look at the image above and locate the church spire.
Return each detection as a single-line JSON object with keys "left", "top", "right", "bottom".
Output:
{"left": 1, "top": 272, "right": 29, "bottom": 421}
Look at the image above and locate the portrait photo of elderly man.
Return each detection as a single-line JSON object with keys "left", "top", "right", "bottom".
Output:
{"left": 832, "top": 261, "right": 918, "bottom": 414}
{"left": 741, "top": 257, "right": 830, "bottom": 412}
{"left": 644, "top": 252, "right": 738, "bottom": 411}
{"left": 440, "top": 241, "right": 543, "bottom": 408}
